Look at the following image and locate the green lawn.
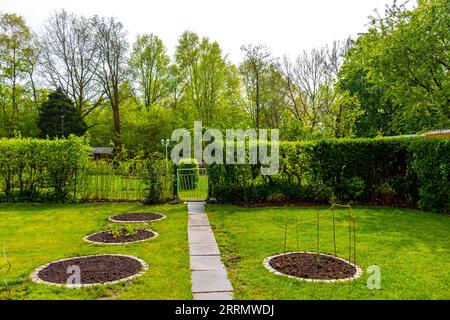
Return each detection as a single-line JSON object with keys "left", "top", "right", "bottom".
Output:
{"left": 0, "top": 203, "right": 191, "bottom": 300}
{"left": 207, "top": 205, "right": 450, "bottom": 300}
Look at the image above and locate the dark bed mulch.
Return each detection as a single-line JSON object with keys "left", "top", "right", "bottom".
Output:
{"left": 87, "top": 229, "right": 155, "bottom": 244}
{"left": 111, "top": 213, "right": 164, "bottom": 222}
{"left": 269, "top": 253, "right": 357, "bottom": 280}
{"left": 37, "top": 255, "right": 143, "bottom": 284}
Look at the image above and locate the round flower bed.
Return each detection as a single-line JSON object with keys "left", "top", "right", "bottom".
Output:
{"left": 263, "top": 252, "right": 362, "bottom": 283}
{"left": 84, "top": 229, "right": 157, "bottom": 245}
{"left": 31, "top": 254, "right": 148, "bottom": 287}
{"left": 109, "top": 213, "right": 166, "bottom": 223}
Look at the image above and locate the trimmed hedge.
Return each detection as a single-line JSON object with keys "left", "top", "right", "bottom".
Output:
{"left": 208, "top": 137, "right": 449, "bottom": 213}
{"left": 0, "top": 136, "right": 90, "bottom": 201}
{"left": 410, "top": 139, "right": 450, "bottom": 212}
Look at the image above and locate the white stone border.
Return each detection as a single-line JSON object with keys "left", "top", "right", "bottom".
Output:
{"left": 30, "top": 254, "right": 149, "bottom": 288}
{"left": 108, "top": 213, "right": 166, "bottom": 223}
{"left": 263, "top": 252, "right": 363, "bottom": 283}
{"left": 83, "top": 229, "right": 158, "bottom": 245}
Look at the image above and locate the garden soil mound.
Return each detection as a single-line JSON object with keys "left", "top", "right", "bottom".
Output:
{"left": 87, "top": 229, "right": 155, "bottom": 243}
{"left": 111, "top": 213, "right": 164, "bottom": 222}
{"left": 37, "top": 255, "right": 143, "bottom": 284}
{"left": 269, "top": 253, "right": 356, "bottom": 280}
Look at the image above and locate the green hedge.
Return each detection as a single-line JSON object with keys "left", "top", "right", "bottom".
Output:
{"left": 410, "top": 139, "right": 450, "bottom": 212}
{"left": 144, "top": 152, "right": 174, "bottom": 203}
{"left": 0, "top": 136, "right": 90, "bottom": 201}
{"left": 208, "top": 137, "right": 449, "bottom": 213}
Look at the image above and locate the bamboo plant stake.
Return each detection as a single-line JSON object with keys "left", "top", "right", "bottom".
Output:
{"left": 332, "top": 204, "right": 337, "bottom": 257}
{"left": 316, "top": 208, "right": 321, "bottom": 273}
{"left": 352, "top": 215, "right": 356, "bottom": 266}
{"left": 348, "top": 207, "right": 352, "bottom": 263}
{"left": 283, "top": 219, "right": 288, "bottom": 256}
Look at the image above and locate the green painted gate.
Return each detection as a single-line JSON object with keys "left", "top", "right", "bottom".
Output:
{"left": 177, "top": 168, "right": 208, "bottom": 201}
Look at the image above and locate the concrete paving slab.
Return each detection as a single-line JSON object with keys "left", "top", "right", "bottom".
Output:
{"left": 191, "top": 270, "right": 233, "bottom": 293}
{"left": 188, "top": 225, "right": 212, "bottom": 232}
{"left": 194, "top": 292, "right": 233, "bottom": 300}
{"left": 190, "top": 255, "right": 225, "bottom": 271}
{"left": 188, "top": 230, "right": 216, "bottom": 244}
{"left": 189, "top": 243, "right": 220, "bottom": 256}
{"left": 189, "top": 219, "right": 210, "bottom": 226}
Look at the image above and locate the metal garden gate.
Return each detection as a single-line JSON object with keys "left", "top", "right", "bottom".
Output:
{"left": 177, "top": 168, "right": 208, "bottom": 201}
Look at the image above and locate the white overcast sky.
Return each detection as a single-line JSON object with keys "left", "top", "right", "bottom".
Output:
{"left": 1, "top": 0, "right": 414, "bottom": 63}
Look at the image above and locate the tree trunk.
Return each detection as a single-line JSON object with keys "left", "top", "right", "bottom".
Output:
{"left": 112, "top": 87, "right": 121, "bottom": 151}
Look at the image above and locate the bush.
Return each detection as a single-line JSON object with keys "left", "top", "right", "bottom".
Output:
{"left": 144, "top": 152, "right": 173, "bottom": 203}
{"left": 0, "top": 136, "right": 90, "bottom": 202}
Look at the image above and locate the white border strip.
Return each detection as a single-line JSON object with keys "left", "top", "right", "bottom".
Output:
{"left": 263, "top": 252, "right": 363, "bottom": 283}
{"left": 109, "top": 213, "right": 167, "bottom": 223}
{"left": 83, "top": 229, "right": 158, "bottom": 245}
{"left": 30, "top": 254, "right": 149, "bottom": 288}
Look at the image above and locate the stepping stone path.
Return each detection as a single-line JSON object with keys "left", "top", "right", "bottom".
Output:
{"left": 188, "top": 202, "right": 233, "bottom": 300}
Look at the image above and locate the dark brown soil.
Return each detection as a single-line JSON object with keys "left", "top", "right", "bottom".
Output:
{"left": 269, "top": 253, "right": 357, "bottom": 280}
{"left": 86, "top": 229, "right": 155, "bottom": 244}
{"left": 37, "top": 255, "right": 143, "bottom": 284}
{"left": 111, "top": 213, "right": 164, "bottom": 222}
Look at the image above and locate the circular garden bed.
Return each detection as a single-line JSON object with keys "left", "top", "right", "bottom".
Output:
{"left": 109, "top": 213, "right": 166, "bottom": 223}
{"left": 263, "top": 252, "right": 362, "bottom": 283}
{"left": 84, "top": 229, "right": 157, "bottom": 245}
{"left": 31, "top": 254, "right": 148, "bottom": 287}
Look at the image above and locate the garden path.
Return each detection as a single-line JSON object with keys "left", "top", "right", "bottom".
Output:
{"left": 187, "top": 202, "right": 233, "bottom": 300}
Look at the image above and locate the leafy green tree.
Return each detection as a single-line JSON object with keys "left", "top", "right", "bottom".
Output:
{"left": 323, "top": 90, "right": 363, "bottom": 138}
{"left": 338, "top": 55, "right": 396, "bottom": 137}
{"left": 175, "top": 31, "right": 238, "bottom": 127}
{"left": 129, "top": 34, "right": 170, "bottom": 109}
{"left": 37, "top": 88, "right": 87, "bottom": 138}
{"left": 340, "top": 0, "right": 450, "bottom": 134}
{"left": 0, "top": 13, "right": 36, "bottom": 136}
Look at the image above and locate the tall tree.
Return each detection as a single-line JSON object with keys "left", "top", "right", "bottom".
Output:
{"left": 340, "top": 0, "right": 450, "bottom": 133}
{"left": 280, "top": 40, "right": 350, "bottom": 136}
{"left": 92, "top": 15, "right": 128, "bottom": 150}
{"left": 175, "top": 31, "right": 231, "bottom": 127}
{"left": 39, "top": 10, "right": 103, "bottom": 118}
{"left": 129, "top": 34, "right": 170, "bottom": 109}
{"left": 0, "top": 13, "right": 35, "bottom": 135}
{"left": 240, "top": 44, "right": 271, "bottom": 129}
{"left": 167, "top": 64, "right": 186, "bottom": 111}
{"left": 37, "top": 88, "right": 87, "bottom": 138}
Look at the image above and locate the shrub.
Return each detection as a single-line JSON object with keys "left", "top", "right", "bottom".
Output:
{"left": 144, "top": 152, "right": 173, "bottom": 203}
{"left": 0, "top": 136, "right": 90, "bottom": 202}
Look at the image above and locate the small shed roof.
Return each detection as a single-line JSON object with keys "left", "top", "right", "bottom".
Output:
{"left": 91, "top": 147, "right": 114, "bottom": 155}
{"left": 420, "top": 129, "right": 450, "bottom": 138}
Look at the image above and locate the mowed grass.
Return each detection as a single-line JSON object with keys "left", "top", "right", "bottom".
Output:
{"left": 0, "top": 203, "right": 191, "bottom": 300}
{"left": 207, "top": 205, "right": 450, "bottom": 300}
